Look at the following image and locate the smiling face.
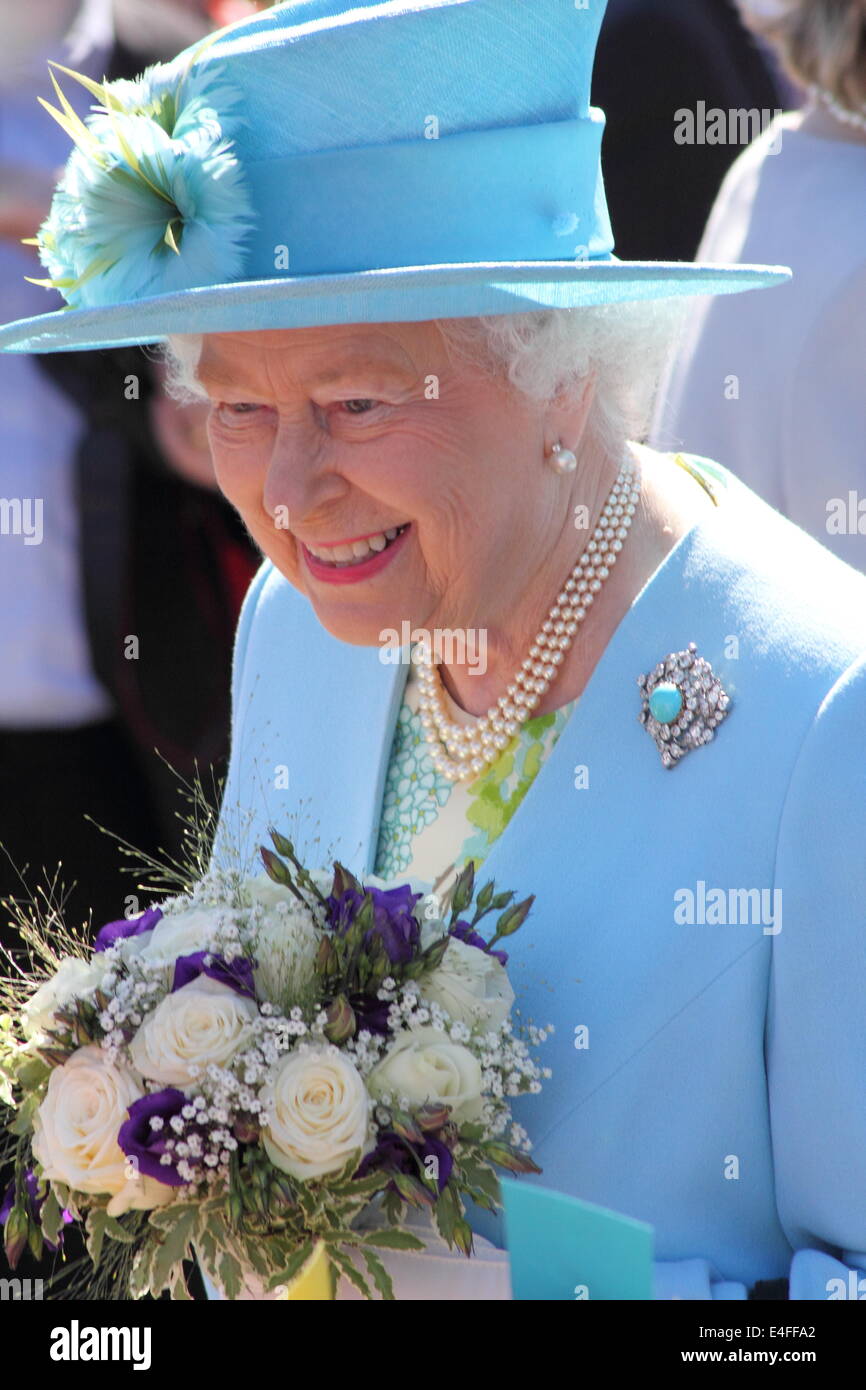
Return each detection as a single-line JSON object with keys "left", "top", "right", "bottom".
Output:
{"left": 199, "top": 320, "right": 586, "bottom": 652}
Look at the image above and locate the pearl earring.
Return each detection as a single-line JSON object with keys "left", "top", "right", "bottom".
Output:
{"left": 549, "top": 440, "right": 577, "bottom": 474}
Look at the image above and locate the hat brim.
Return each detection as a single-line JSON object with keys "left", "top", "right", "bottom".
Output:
{"left": 0, "top": 258, "right": 791, "bottom": 354}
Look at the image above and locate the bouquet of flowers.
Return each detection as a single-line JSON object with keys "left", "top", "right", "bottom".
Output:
{"left": 0, "top": 830, "right": 551, "bottom": 1300}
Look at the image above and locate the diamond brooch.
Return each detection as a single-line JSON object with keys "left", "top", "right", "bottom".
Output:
{"left": 637, "top": 642, "right": 731, "bottom": 769}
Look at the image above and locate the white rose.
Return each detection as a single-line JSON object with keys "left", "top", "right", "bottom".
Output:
{"left": 22, "top": 957, "right": 106, "bottom": 1039}
{"left": 135, "top": 907, "right": 222, "bottom": 965}
{"left": 252, "top": 910, "right": 321, "bottom": 1009}
{"left": 32, "top": 1046, "right": 169, "bottom": 1213}
{"left": 420, "top": 937, "right": 514, "bottom": 1031}
{"left": 240, "top": 873, "right": 300, "bottom": 911}
{"left": 128, "top": 976, "right": 258, "bottom": 1085}
{"left": 262, "top": 1047, "right": 371, "bottom": 1180}
{"left": 367, "top": 1026, "right": 484, "bottom": 1124}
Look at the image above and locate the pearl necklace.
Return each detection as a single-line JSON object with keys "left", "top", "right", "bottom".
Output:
{"left": 415, "top": 452, "right": 641, "bottom": 782}
{"left": 811, "top": 87, "right": 866, "bottom": 135}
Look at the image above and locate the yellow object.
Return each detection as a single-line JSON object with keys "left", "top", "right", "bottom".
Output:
{"left": 278, "top": 1242, "right": 334, "bottom": 1300}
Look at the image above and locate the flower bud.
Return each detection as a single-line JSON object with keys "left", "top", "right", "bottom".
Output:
{"left": 483, "top": 1142, "right": 542, "bottom": 1174}
{"left": 392, "top": 1172, "right": 436, "bottom": 1209}
{"left": 421, "top": 935, "right": 449, "bottom": 971}
{"left": 227, "top": 1187, "right": 244, "bottom": 1228}
{"left": 391, "top": 1111, "right": 424, "bottom": 1144}
{"left": 450, "top": 863, "right": 475, "bottom": 917}
{"left": 493, "top": 895, "right": 534, "bottom": 938}
{"left": 73, "top": 1015, "right": 92, "bottom": 1047}
{"left": 27, "top": 1223, "right": 44, "bottom": 1262}
{"left": 233, "top": 1116, "right": 261, "bottom": 1145}
{"left": 260, "top": 846, "right": 292, "bottom": 886}
{"left": 315, "top": 935, "right": 336, "bottom": 973}
{"left": 37, "top": 1046, "right": 73, "bottom": 1069}
{"left": 3, "top": 1207, "right": 28, "bottom": 1270}
{"left": 475, "top": 879, "right": 495, "bottom": 912}
{"left": 268, "top": 827, "right": 296, "bottom": 859}
{"left": 323, "top": 995, "right": 356, "bottom": 1045}
{"left": 416, "top": 1103, "right": 451, "bottom": 1133}
{"left": 453, "top": 1218, "right": 474, "bottom": 1256}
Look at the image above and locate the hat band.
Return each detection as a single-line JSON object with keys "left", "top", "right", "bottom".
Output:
{"left": 238, "top": 112, "right": 614, "bottom": 279}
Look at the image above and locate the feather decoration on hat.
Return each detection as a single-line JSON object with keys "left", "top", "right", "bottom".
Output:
{"left": 23, "top": 52, "right": 258, "bottom": 310}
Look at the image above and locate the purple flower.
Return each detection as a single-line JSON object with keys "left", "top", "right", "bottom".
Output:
{"left": 94, "top": 906, "right": 163, "bottom": 953}
{"left": 347, "top": 991, "right": 392, "bottom": 1037}
{"left": 171, "top": 951, "right": 256, "bottom": 999}
{"left": 355, "top": 1130, "right": 454, "bottom": 1194}
{"left": 450, "top": 919, "right": 508, "bottom": 966}
{"left": 0, "top": 1171, "right": 71, "bottom": 1252}
{"left": 327, "top": 883, "right": 422, "bottom": 965}
{"left": 117, "top": 1089, "right": 188, "bottom": 1186}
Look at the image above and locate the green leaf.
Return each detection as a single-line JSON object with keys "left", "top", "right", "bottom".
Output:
{"left": 458, "top": 1123, "right": 486, "bottom": 1143}
{"left": 328, "top": 1244, "right": 371, "bottom": 1299}
{"left": 238, "top": 1234, "right": 271, "bottom": 1278}
{"left": 27, "top": 1222, "right": 43, "bottom": 1262}
{"left": 129, "top": 1240, "right": 155, "bottom": 1300}
{"left": 457, "top": 1157, "right": 501, "bottom": 1208}
{"left": 329, "top": 1171, "right": 389, "bottom": 1202}
{"left": 218, "top": 1249, "right": 243, "bottom": 1301}
{"left": 104, "top": 1215, "right": 138, "bottom": 1243}
{"left": 16, "top": 1057, "right": 50, "bottom": 1091}
{"left": 361, "top": 1226, "right": 426, "bottom": 1252}
{"left": 40, "top": 1188, "right": 64, "bottom": 1246}
{"left": 196, "top": 1214, "right": 219, "bottom": 1272}
{"left": 149, "top": 1201, "right": 198, "bottom": 1233}
{"left": 391, "top": 1172, "right": 436, "bottom": 1209}
{"left": 172, "top": 1269, "right": 193, "bottom": 1301}
{"left": 9, "top": 1093, "right": 39, "bottom": 1137}
{"left": 433, "top": 1186, "right": 461, "bottom": 1248}
{"left": 361, "top": 1247, "right": 395, "bottom": 1301}
{"left": 151, "top": 1205, "right": 199, "bottom": 1294}
{"left": 266, "top": 1239, "right": 314, "bottom": 1292}
{"left": 381, "top": 1189, "right": 403, "bottom": 1226}
{"left": 292, "top": 1182, "right": 319, "bottom": 1220}
{"left": 85, "top": 1208, "right": 108, "bottom": 1266}
{"left": 453, "top": 1218, "right": 474, "bottom": 1257}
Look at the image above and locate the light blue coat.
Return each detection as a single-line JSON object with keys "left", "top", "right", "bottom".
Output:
{"left": 213, "top": 465, "right": 866, "bottom": 1300}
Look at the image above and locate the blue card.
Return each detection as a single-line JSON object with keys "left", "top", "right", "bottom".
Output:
{"left": 500, "top": 1177, "right": 654, "bottom": 1300}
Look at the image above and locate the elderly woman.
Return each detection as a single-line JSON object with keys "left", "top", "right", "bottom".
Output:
{"left": 1, "top": 0, "right": 865, "bottom": 1303}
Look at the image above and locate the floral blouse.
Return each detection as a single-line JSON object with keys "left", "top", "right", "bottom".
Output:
{"left": 373, "top": 657, "right": 577, "bottom": 899}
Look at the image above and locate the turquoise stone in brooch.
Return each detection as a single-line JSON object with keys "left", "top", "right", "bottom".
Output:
{"left": 637, "top": 642, "right": 731, "bottom": 769}
{"left": 648, "top": 681, "right": 683, "bottom": 725}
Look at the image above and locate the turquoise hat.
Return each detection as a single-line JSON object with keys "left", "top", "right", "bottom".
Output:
{"left": 0, "top": 0, "right": 791, "bottom": 355}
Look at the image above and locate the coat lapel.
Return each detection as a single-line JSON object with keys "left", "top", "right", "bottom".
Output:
{"left": 220, "top": 577, "right": 408, "bottom": 875}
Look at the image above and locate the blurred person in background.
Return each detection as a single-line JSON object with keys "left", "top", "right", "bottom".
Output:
{"left": 0, "top": 0, "right": 259, "bottom": 1294}
{"left": 0, "top": 0, "right": 258, "bottom": 943}
{"left": 592, "top": 0, "right": 792, "bottom": 262}
{"left": 654, "top": 0, "right": 866, "bottom": 573}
